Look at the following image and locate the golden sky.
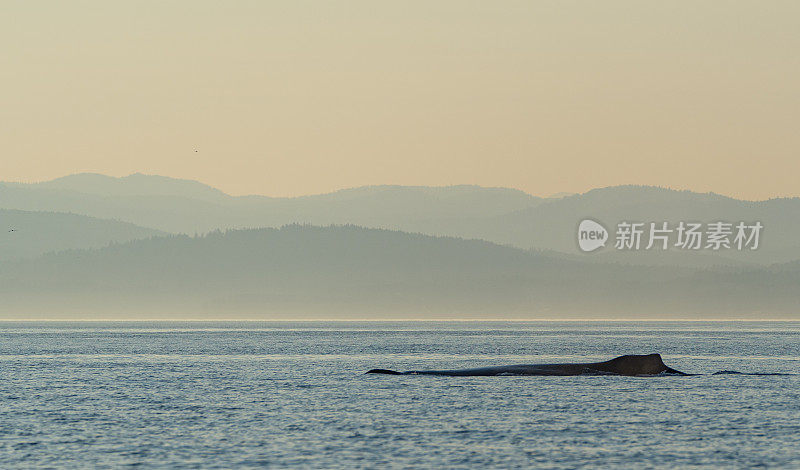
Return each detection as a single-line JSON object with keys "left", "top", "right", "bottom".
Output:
{"left": 2, "top": 1, "right": 798, "bottom": 199}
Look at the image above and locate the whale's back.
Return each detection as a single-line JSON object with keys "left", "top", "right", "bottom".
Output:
{"left": 366, "top": 353, "right": 688, "bottom": 376}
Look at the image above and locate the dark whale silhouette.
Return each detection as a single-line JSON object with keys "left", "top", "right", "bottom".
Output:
{"left": 367, "top": 354, "right": 687, "bottom": 376}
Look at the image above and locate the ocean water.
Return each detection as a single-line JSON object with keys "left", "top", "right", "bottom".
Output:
{"left": 1, "top": 321, "right": 798, "bottom": 469}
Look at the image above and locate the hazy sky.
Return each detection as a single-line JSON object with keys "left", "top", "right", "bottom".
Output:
{"left": 2, "top": 1, "right": 798, "bottom": 199}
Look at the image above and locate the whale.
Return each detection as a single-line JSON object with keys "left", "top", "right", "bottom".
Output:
{"left": 367, "top": 354, "right": 688, "bottom": 376}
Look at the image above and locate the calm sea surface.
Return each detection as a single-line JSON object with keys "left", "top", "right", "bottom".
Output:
{"left": 1, "top": 321, "right": 798, "bottom": 468}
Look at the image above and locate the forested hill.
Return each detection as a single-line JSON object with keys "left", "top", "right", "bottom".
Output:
{"left": 0, "top": 225, "right": 796, "bottom": 319}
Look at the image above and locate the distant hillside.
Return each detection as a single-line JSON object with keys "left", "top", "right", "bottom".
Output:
{"left": 0, "top": 209, "right": 165, "bottom": 260}
{"left": 432, "top": 186, "right": 800, "bottom": 265}
{"left": 0, "top": 225, "right": 796, "bottom": 319}
{"left": 2, "top": 175, "right": 799, "bottom": 266}
{"left": 0, "top": 174, "right": 543, "bottom": 234}
{"left": 22, "top": 173, "right": 229, "bottom": 203}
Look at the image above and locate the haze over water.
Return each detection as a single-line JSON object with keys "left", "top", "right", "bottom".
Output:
{"left": 2, "top": 321, "right": 798, "bottom": 468}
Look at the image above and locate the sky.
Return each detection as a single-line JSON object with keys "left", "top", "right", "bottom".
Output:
{"left": 2, "top": 1, "right": 799, "bottom": 199}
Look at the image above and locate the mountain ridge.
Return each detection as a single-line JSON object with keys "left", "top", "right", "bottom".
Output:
{"left": 10, "top": 173, "right": 798, "bottom": 202}
{"left": 0, "top": 208, "right": 166, "bottom": 260}
{"left": 2, "top": 173, "right": 799, "bottom": 266}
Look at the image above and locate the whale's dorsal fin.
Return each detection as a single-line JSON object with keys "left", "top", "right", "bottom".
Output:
{"left": 597, "top": 354, "right": 674, "bottom": 375}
